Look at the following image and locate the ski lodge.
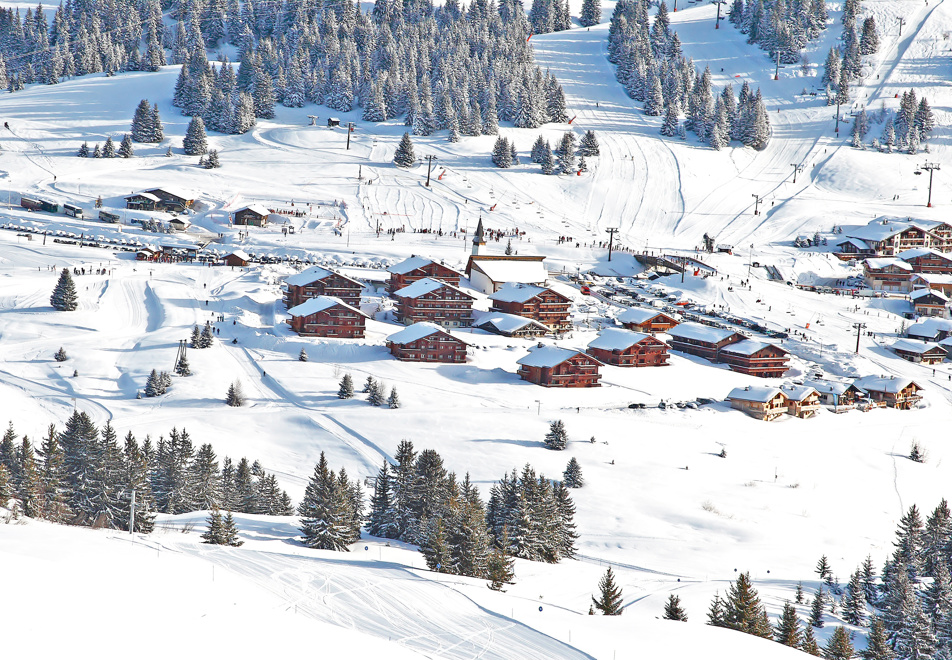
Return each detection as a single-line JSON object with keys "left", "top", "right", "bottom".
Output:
{"left": 386, "top": 323, "right": 468, "bottom": 363}
{"left": 387, "top": 256, "right": 462, "bottom": 293}
{"left": 284, "top": 266, "right": 363, "bottom": 308}
{"left": 516, "top": 345, "right": 602, "bottom": 388}
{"left": 286, "top": 296, "right": 367, "bottom": 338}
{"left": 586, "top": 328, "right": 670, "bottom": 367}
{"left": 488, "top": 283, "right": 572, "bottom": 332}
{"left": 616, "top": 307, "right": 681, "bottom": 334}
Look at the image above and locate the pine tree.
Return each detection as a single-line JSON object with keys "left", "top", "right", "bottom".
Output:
{"left": 775, "top": 602, "right": 802, "bottom": 647}
{"left": 540, "top": 142, "right": 556, "bottom": 175}
{"left": 796, "top": 581, "right": 805, "bottom": 604}
{"left": 367, "top": 461, "right": 399, "bottom": 539}
{"left": 226, "top": 380, "right": 244, "bottom": 407}
{"left": 190, "top": 325, "right": 202, "bottom": 348}
{"left": 563, "top": 457, "right": 583, "bottom": 488}
{"left": 203, "top": 149, "right": 221, "bottom": 168}
{"left": 54, "top": 347, "right": 68, "bottom": 362}
{"left": 707, "top": 593, "right": 726, "bottom": 626}
{"left": 862, "top": 617, "right": 894, "bottom": 660}
{"left": 579, "top": 130, "right": 600, "bottom": 157}
{"left": 77, "top": 141, "right": 89, "bottom": 157}
{"left": 367, "top": 380, "right": 384, "bottom": 406}
{"left": 722, "top": 572, "right": 772, "bottom": 638}
{"left": 102, "top": 136, "right": 116, "bottom": 158}
{"left": 393, "top": 133, "right": 415, "bottom": 168}
{"left": 825, "top": 627, "right": 854, "bottom": 660}
{"left": 860, "top": 16, "right": 880, "bottom": 55}
{"left": 531, "top": 135, "right": 547, "bottom": 163}
{"left": 663, "top": 594, "right": 688, "bottom": 621}
{"left": 201, "top": 506, "right": 225, "bottom": 543}
{"left": 816, "top": 555, "right": 833, "bottom": 581}
{"left": 118, "top": 134, "right": 134, "bottom": 158}
{"left": 661, "top": 104, "right": 679, "bottom": 137}
{"left": 844, "top": 569, "right": 866, "bottom": 625}
{"left": 200, "top": 322, "right": 214, "bottom": 348}
{"left": 810, "top": 587, "right": 825, "bottom": 628}
{"left": 492, "top": 136, "right": 512, "bottom": 168}
{"left": 801, "top": 623, "right": 822, "bottom": 656}
{"left": 580, "top": 0, "right": 601, "bottom": 27}
{"left": 557, "top": 132, "right": 576, "bottom": 174}
{"left": 299, "top": 452, "right": 353, "bottom": 551}
{"left": 388, "top": 387, "right": 401, "bottom": 409}
{"left": 175, "top": 354, "right": 191, "bottom": 377}
{"left": 183, "top": 116, "right": 208, "bottom": 155}
{"left": 544, "top": 420, "right": 568, "bottom": 450}
{"left": 338, "top": 374, "right": 354, "bottom": 399}
{"left": 298, "top": 348, "right": 308, "bottom": 362}
{"left": 92, "top": 144, "right": 102, "bottom": 158}
{"left": 220, "top": 511, "right": 243, "bottom": 546}
{"left": 49, "top": 268, "right": 79, "bottom": 311}
{"left": 592, "top": 566, "right": 624, "bottom": 615}
{"left": 131, "top": 99, "right": 154, "bottom": 142}
{"left": 487, "top": 545, "right": 515, "bottom": 591}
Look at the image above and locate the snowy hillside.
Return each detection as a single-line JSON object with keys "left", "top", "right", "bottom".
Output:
{"left": 3, "top": 0, "right": 952, "bottom": 657}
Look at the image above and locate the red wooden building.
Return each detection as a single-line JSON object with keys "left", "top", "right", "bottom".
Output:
{"left": 890, "top": 338, "right": 947, "bottom": 364}
{"left": 616, "top": 307, "right": 680, "bottom": 334}
{"left": 586, "top": 328, "right": 670, "bottom": 367}
{"left": 284, "top": 266, "right": 363, "bottom": 308}
{"left": 223, "top": 250, "right": 250, "bottom": 267}
{"left": 719, "top": 340, "right": 790, "bottom": 378}
{"left": 897, "top": 248, "right": 952, "bottom": 274}
{"left": 386, "top": 322, "right": 468, "bottom": 363}
{"left": 392, "top": 277, "right": 475, "bottom": 328}
{"left": 388, "top": 256, "right": 462, "bottom": 293}
{"left": 666, "top": 323, "right": 746, "bottom": 362}
{"left": 488, "top": 283, "right": 572, "bottom": 332}
{"left": 516, "top": 345, "right": 602, "bottom": 388}
{"left": 863, "top": 258, "right": 913, "bottom": 292}
{"left": 286, "top": 296, "right": 367, "bottom": 338}
{"left": 909, "top": 288, "right": 949, "bottom": 318}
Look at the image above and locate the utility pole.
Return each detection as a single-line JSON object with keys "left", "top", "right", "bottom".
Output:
{"left": 129, "top": 489, "right": 136, "bottom": 534}
{"left": 346, "top": 122, "right": 355, "bottom": 150}
{"left": 713, "top": 0, "right": 726, "bottom": 28}
{"left": 852, "top": 322, "right": 867, "bottom": 354}
{"left": 790, "top": 163, "right": 804, "bottom": 184}
{"left": 606, "top": 227, "right": 619, "bottom": 261}
{"left": 835, "top": 100, "right": 841, "bottom": 135}
{"left": 774, "top": 50, "right": 781, "bottom": 80}
{"left": 917, "top": 162, "right": 941, "bottom": 207}
{"left": 898, "top": 16, "right": 906, "bottom": 36}
{"left": 752, "top": 194, "right": 763, "bottom": 216}
{"left": 424, "top": 155, "right": 438, "bottom": 187}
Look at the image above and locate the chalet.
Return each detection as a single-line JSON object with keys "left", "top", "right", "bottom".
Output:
{"left": 125, "top": 192, "right": 161, "bottom": 211}
{"left": 909, "top": 288, "right": 949, "bottom": 318}
{"left": 224, "top": 250, "right": 250, "bottom": 267}
{"left": 719, "top": 340, "right": 789, "bottom": 378}
{"left": 863, "top": 258, "right": 913, "bottom": 292}
{"left": 853, "top": 375, "right": 923, "bottom": 410}
{"left": 472, "top": 311, "right": 550, "bottom": 337}
{"left": 836, "top": 237, "right": 875, "bottom": 258}
{"left": 846, "top": 219, "right": 941, "bottom": 257}
{"left": 804, "top": 379, "right": 863, "bottom": 409}
{"left": 489, "top": 283, "right": 572, "bottom": 332}
{"left": 780, "top": 384, "right": 821, "bottom": 418}
{"left": 284, "top": 266, "right": 363, "bottom": 308}
{"left": 135, "top": 247, "right": 158, "bottom": 261}
{"left": 233, "top": 205, "right": 270, "bottom": 227}
{"left": 286, "top": 296, "right": 367, "bottom": 338}
{"left": 616, "top": 307, "right": 680, "bottom": 334}
{"left": 896, "top": 248, "right": 952, "bottom": 274}
{"left": 386, "top": 323, "right": 468, "bottom": 363}
{"left": 666, "top": 322, "right": 746, "bottom": 362}
{"left": 392, "top": 277, "right": 475, "bottom": 328}
{"left": 168, "top": 217, "right": 191, "bottom": 232}
{"left": 586, "top": 328, "right": 670, "bottom": 367}
{"left": 726, "top": 386, "right": 788, "bottom": 421}
{"left": 908, "top": 319, "right": 952, "bottom": 343}
{"left": 466, "top": 255, "right": 549, "bottom": 294}
{"left": 144, "top": 187, "right": 194, "bottom": 212}
{"left": 516, "top": 345, "right": 602, "bottom": 388}
{"left": 890, "top": 338, "right": 947, "bottom": 365}
{"left": 910, "top": 273, "right": 952, "bottom": 297}
{"left": 388, "top": 256, "right": 462, "bottom": 293}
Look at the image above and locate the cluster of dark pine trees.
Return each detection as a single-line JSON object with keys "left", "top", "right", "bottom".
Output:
{"left": 190, "top": 321, "right": 215, "bottom": 349}
{"left": 727, "top": 0, "right": 827, "bottom": 65}
{"left": 77, "top": 135, "right": 134, "bottom": 158}
{"left": 853, "top": 89, "right": 935, "bottom": 154}
{"left": 820, "top": 0, "right": 879, "bottom": 111}
{"left": 173, "top": 49, "right": 258, "bottom": 135}
{"left": 0, "top": 0, "right": 165, "bottom": 90}
{"left": 608, "top": 0, "right": 771, "bottom": 150}
{"left": 0, "top": 414, "right": 292, "bottom": 531}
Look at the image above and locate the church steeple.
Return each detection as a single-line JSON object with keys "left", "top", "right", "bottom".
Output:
{"left": 472, "top": 215, "right": 486, "bottom": 256}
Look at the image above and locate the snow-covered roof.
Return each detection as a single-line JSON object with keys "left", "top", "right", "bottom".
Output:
{"left": 836, "top": 237, "right": 871, "bottom": 250}
{"left": 470, "top": 257, "right": 548, "bottom": 285}
{"left": 235, "top": 204, "right": 270, "bottom": 217}
{"left": 726, "top": 386, "right": 784, "bottom": 403}
{"left": 853, "top": 375, "right": 922, "bottom": 394}
{"left": 587, "top": 328, "right": 657, "bottom": 351}
{"left": 146, "top": 187, "right": 194, "bottom": 201}
{"left": 617, "top": 307, "right": 678, "bottom": 325}
{"left": 907, "top": 318, "right": 952, "bottom": 339}
{"left": 804, "top": 379, "right": 855, "bottom": 396}
{"left": 911, "top": 273, "right": 952, "bottom": 285}
{"left": 127, "top": 192, "right": 160, "bottom": 202}
{"left": 286, "top": 295, "right": 363, "bottom": 318}
{"left": 897, "top": 248, "right": 952, "bottom": 261}
{"left": 779, "top": 384, "right": 818, "bottom": 402}
{"left": 667, "top": 322, "right": 741, "bottom": 344}
{"left": 227, "top": 249, "right": 250, "bottom": 260}
{"left": 387, "top": 322, "right": 461, "bottom": 345}
{"left": 720, "top": 339, "right": 786, "bottom": 357}
{"left": 939, "top": 337, "right": 952, "bottom": 349}
{"left": 864, "top": 258, "right": 913, "bottom": 271}
{"left": 393, "top": 277, "right": 472, "bottom": 299}
{"left": 910, "top": 288, "right": 950, "bottom": 302}
{"left": 847, "top": 219, "right": 930, "bottom": 242}
{"left": 285, "top": 266, "right": 335, "bottom": 286}
{"left": 472, "top": 311, "right": 550, "bottom": 334}
{"left": 488, "top": 282, "right": 550, "bottom": 303}
{"left": 516, "top": 345, "right": 595, "bottom": 368}
{"left": 891, "top": 338, "right": 947, "bottom": 355}
{"left": 387, "top": 256, "right": 456, "bottom": 275}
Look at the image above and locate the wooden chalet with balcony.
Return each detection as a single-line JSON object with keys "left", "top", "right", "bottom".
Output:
{"left": 586, "top": 328, "right": 670, "bottom": 367}
{"left": 726, "top": 386, "right": 788, "bottom": 421}
{"left": 890, "top": 338, "right": 947, "bottom": 364}
{"left": 386, "top": 323, "right": 468, "bottom": 363}
{"left": 125, "top": 191, "right": 161, "bottom": 211}
{"left": 392, "top": 277, "right": 475, "bottom": 328}
{"left": 780, "top": 385, "right": 821, "bottom": 418}
{"left": 516, "top": 345, "right": 602, "bottom": 388}
{"left": 666, "top": 322, "right": 746, "bottom": 362}
{"left": 897, "top": 248, "right": 952, "bottom": 274}
{"left": 906, "top": 318, "right": 952, "bottom": 342}
{"left": 233, "top": 205, "right": 270, "bottom": 227}
{"left": 144, "top": 188, "right": 194, "bottom": 212}
{"left": 472, "top": 311, "right": 550, "bottom": 337}
{"left": 909, "top": 288, "right": 950, "bottom": 318}
{"left": 284, "top": 266, "right": 363, "bottom": 308}
{"left": 286, "top": 296, "right": 368, "bottom": 338}
{"left": 387, "top": 256, "right": 462, "bottom": 293}
{"left": 845, "top": 219, "right": 942, "bottom": 257}
{"left": 719, "top": 340, "right": 790, "bottom": 378}
{"left": 863, "top": 258, "right": 913, "bottom": 292}
{"left": 488, "top": 283, "right": 572, "bottom": 332}
{"left": 910, "top": 273, "right": 952, "bottom": 297}
{"left": 223, "top": 250, "right": 250, "bottom": 267}
{"left": 804, "top": 379, "right": 863, "bottom": 409}
{"left": 616, "top": 307, "right": 680, "bottom": 334}
{"left": 853, "top": 375, "right": 923, "bottom": 410}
